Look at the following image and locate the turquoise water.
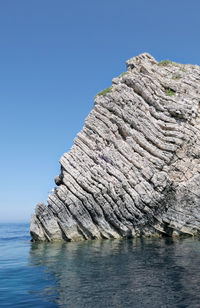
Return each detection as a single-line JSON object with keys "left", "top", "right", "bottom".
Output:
{"left": 0, "top": 223, "right": 200, "bottom": 307}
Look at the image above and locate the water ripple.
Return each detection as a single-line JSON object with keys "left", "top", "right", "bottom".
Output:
{"left": 0, "top": 223, "right": 200, "bottom": 307}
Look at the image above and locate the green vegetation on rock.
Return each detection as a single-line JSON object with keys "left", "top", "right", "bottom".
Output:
{"left": 158, "top": 60, "right": 173, "bottom": 66}
{"left": 158, "top": 60, "right": 187, "bottom": 74}
{"left": 119, "top": 72, "right": 127, "bottom": 77}
{"left": 96, "top": 86, "right": 112, "bottom": 97}
{"left": 180, "top": 67, "right": 186, "bottom": 73}
{"left": 172, "top": 74, "right": 181, "bottom": 80}
{"left": 165, "top": 88, "right": 176, "bottom": 96}
{"left": 158, "top": 60, "right": 183, "bottom": 68}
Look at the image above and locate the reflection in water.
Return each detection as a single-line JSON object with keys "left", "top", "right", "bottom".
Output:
{"left": 29, "top": 238, "right": 200, "bottom": 308}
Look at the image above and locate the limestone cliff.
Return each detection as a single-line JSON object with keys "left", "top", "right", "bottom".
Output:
{"left": 30, "top": 53, "right": 200, "bottom": 241}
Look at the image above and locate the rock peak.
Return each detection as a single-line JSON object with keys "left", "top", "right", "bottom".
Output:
{"left": 30, "top": 53, "right": 200, "bottom": 242}
{"left": 126, "top": 52, "right": 157, "bottom": 69}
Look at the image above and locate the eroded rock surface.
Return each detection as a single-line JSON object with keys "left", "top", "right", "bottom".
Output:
{"left": 30, "top": 53, "right": 200, "bottom": 241}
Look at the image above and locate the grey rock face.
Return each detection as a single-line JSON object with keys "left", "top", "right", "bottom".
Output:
{"left": 30, "top": 53, "right": 200, "bottom": 241}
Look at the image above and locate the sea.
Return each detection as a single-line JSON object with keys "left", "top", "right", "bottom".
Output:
{"left": 0, "top": 223, "right": 200, "bottom": 308}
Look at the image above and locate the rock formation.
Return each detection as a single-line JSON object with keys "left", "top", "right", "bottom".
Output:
{"left": 30, "top": 53, "right": 200, "bottom": 242}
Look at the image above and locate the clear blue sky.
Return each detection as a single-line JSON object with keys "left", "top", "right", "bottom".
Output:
{"left": 0, "top": 0, "right": 199, "bottom": 222}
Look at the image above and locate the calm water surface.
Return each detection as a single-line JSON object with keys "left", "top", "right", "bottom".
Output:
{"left": 0, "top": 223, "right": 200, "bottom": 307}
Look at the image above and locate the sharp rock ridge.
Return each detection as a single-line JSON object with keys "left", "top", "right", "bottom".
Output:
{"left": 30, "top": 53, "right": 200, "bottom": 241}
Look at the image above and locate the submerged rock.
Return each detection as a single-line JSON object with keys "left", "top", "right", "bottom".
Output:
{"left": 30, "top": 53, "right": 200, "bottom": 241}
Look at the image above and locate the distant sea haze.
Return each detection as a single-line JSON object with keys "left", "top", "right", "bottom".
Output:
{"left": 0, "top": 222, "right": 200, "bottom": 307}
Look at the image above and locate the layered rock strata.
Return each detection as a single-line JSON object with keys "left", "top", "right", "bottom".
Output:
{"left": 30, "top": 53, "right": 200, "bottom": 241}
